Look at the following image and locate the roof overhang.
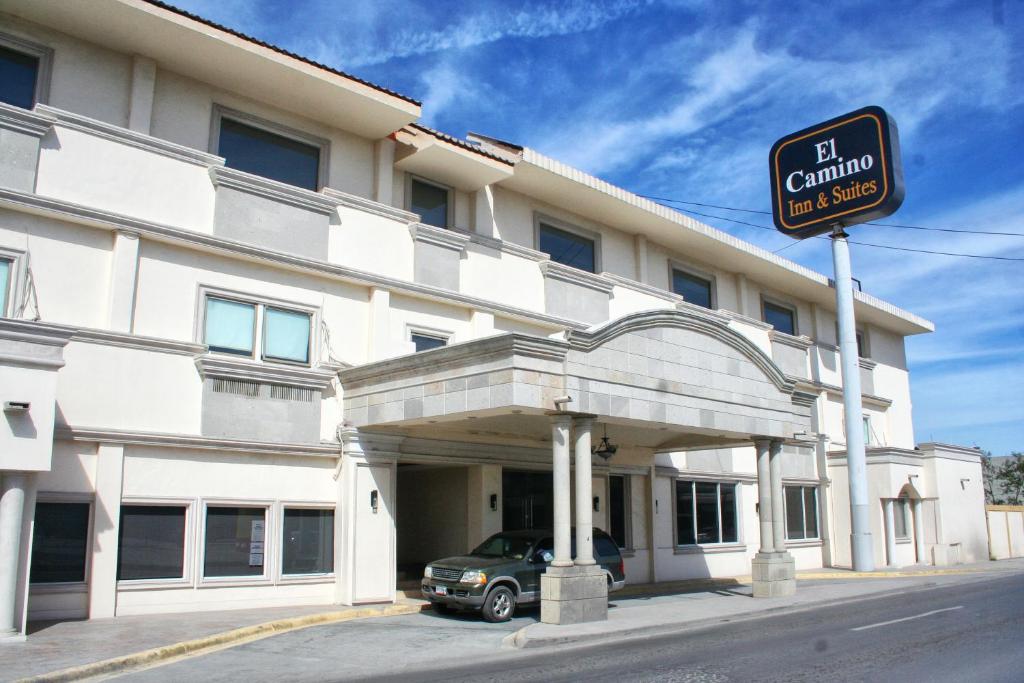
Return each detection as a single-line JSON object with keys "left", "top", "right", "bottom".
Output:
{"left": 492, "top": 147, "right": 933, "bottom": 337}
{"left": 0, "top": 0, "right": 421, "bottom": 139}
{"left": 394, "top": 127, "right": 514, "bottom": 192}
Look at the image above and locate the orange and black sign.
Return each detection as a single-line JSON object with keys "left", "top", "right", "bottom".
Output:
{"left": 769, "top": 106, "right": 904, "bottom": 239}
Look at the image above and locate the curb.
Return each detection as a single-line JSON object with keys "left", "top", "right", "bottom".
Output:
{"left": 19, "top": 602, "right": 429, "bottom": 683}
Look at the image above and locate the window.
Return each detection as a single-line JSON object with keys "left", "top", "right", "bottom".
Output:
{"left": 608, "top": 475, "right": 629, "bottom": 549}
{"left": 894, "top": 497, "right": 910, "bottom": 540}
{"left": 203, "top": 506, "right": 267, "bottom": 578}
{"left": 763, "top": 300, "right": 796, "bottom": 335}
{"left": 282, "top": 508, "right": 334, "bottom": 575}
{"left": 203, "top": 295, "right": 311, "bottom": 365}
{"left": 675, "top": 480, "right": 738, "bottom": 546}
{"left": 784, "top": 486, "right": 819, "bottom": 540}
{"left": 671, "top": 268, "right": 713, "bottom": 309}
{"left": 863, "top": 415, "right": 872, "bottom": 445}
{"left": 217, "top": 116, "right": 321, "bottom": 190}
{"left": 117, "top": 505, "right": 187, "bottom": 581}
{"left": 538, "top": 223, "right": 596, "bottom": 273}
{"left": 409, "top": 178, "right": 450, "bottom": 228}
{"left": 0, "top": 257, "right": 10, "bottom": 316}
{"left": 834, "top": 323, "right": 868, "bottom": 358}
{"left": 411, "top": 332, "right": 448, "bottom": 353}
{"left": 30, "top": 502, "right": 90, "bottom": 584}
{"left": 0, "top": 43, "right": 39, "bottom": 109}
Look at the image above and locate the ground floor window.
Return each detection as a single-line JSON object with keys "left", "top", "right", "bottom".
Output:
{"left": 784, "top": 486, "right": 819, "bottom": 540}
{"left": 894, "top": 496, "right": 910, "bottom": 539}
{"left": 608, "top": 474, "right": 630, "bottom": 549}
{"left": 118, "top": 505, "right": 187, "bottom": 581}
{"left": 203, "top": 506, "right": 267, "bottom": 578}
{"left": 675, "top": 480, "right": 738, "bottom": 545}
{"left": 30, "top": 502, "right": 90, "bottom": 584}
{"left": 282, "top": 508, "right": 334, "bottom": 575}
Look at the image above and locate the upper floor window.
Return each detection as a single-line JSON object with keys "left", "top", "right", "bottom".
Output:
{"left": 0, "top": 43, "right": 39, "bottom": 109}
{"left": 204, "top": 295, "right": 311, "bottom": 365}
{"left": 538, "top": 222, "right": 596, "bottom": 273}
{"left": 216, "top": 114, "right": 322, "bottom": 191}
{"left": 411, "top": 332, "right": 448, "bottom": 352}
{"left": 675, "top": 480, "right": 738, "bottom": 546}
{"left": 409, "top": 177, "right": 451, "bottom": 228}
{"left": 0, "top": 257, "right": 10, "bottom": 316}
{"left": 763, "top": 300, "right": 796, "bottom": 335}
{"left": 671, "top": 268, "right": 713, "bottom": 309}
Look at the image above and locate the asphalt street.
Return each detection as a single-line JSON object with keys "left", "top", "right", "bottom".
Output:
{"left": 118, "top": 573, "right": 1024, "bottom": 682}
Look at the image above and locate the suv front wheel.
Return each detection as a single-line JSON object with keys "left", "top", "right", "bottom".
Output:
{"left": 482, "top": 585, "right": 516, "bottom": 623}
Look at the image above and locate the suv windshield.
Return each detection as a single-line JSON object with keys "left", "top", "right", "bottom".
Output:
{"left": 470, "top": 534, "right": 534, "bottom": 559}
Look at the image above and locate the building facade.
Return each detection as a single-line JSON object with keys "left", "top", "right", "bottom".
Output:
{"left": 0, "top": 0, "right": 988, "bottom": 635}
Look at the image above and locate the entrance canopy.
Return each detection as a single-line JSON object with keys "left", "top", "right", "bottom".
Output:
{"left": 341, "top": 309, "right": 815, "bottom": 451}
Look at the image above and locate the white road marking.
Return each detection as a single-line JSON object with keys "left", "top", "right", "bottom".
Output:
{"left": 851, "top": 605, "right": 964, "bottom": 632}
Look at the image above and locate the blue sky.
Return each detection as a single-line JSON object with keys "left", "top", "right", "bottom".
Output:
{"left": 176, "top": 0, "right": 1023, "bottom": 455}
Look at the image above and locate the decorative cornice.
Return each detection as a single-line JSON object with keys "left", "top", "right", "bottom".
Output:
{"left": 916, "top": 442, "right": 985, "bottom": 462}
{"left": 455, "top": 229, "right": 549, "bottom": 262}
{"left": 209, "top": 166, "right": 338, "bottom": 215}
{"left": 827, "top": 446, "right": 924, "bottom": 467}
{"left": 539, "top": 261, "right": 616, "bottom": 294}
{"left": 858, "top": 357, "right": 878, "bottom": 370}
{"left": 320, "top": 187, "right": 419, "bottom": 224}
{"left": 55, "top": 425, "right": 340, "bottom": 458}
{"left": 0, "top": 189, "right": 586, "bottom": 333}
{"left": 0, "top": 102, "right": 55, "bottom": 137}
{"left": 195, "top": 354, "right": 341, "bottom": 390}
{"left": 716, "top": 309, "right": 774, "bottom": 331}
{"left": 793, "top": 378, "right": 893, "bottom": 407}
{"left": 36, "top": 104, "right": 224, "bottom": 167}
{"left": 408, "top": 223, "right": 470, "bottom": 253}
{"left": 770, "top": 330, "right": 814, "bottom": 350}
{"left": 72, "top": 327, "right": 206, "bottom": 356}
{"left": 0, "top": 317, "right": 74, "bottom": 346}
{"left": 601, "top": 272, "right": 684, "bottom": 304}
{"left": 790, "top": 391, "right": 818, "bottom": 408}
{"left": 654, "top": 465, "right": 758, "bottom": 483}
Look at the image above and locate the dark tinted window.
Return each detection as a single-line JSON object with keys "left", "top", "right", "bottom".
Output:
{"left": 671, "top": 269, "right": 712, "bottom": 309}
{"left": 0, "top": 45, "right": 39, "bottom": 109}
{"left": 218, "top": 118, "right": 320, "bottom": 190}
{"left": 675, "top": 481, "right": 695, "bottom": 545}
{"left": 471, "top": 533, "right": 534, "bottom": 559}
{"left": 609, "top": 475, "right": 627, "bottom": 548}
{"left": 118, "top": 506, "right": 186, "bottom": 580}
{"left": 539, "top": 223, "right": 595, "bottom": 273}
{"left": 410, "top": 179, "right": 449, "bottom": 228}
{"left": 282, "top": 509, "right": 333, "bottom": 575}
{"left": 803, "top": 487, "right": 818, "bottom": 538}
{"left": 594, "top": 535, "right": 619, "bottom": 558}
{"left": 785, "top": 486, "right": 805, "bottom": 540}
{"left": 31, "top": 502, "right": 89, "bottom": 583}
{"left": 763, "top": 301, "right": 796, "bottom": 335}
{"left": 204, "top": 507, "right": 266, "bottom": 577}
{"left": 695, "top": 482, "right": 719, "bottom": 544}
{"left": 720, "top": 484, "right": 737, "bottom": 543}
{"left": 412, "top": 334, "right": 447, "bottom": 352}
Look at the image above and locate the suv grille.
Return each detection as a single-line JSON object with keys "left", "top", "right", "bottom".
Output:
{"left": 431, "top": 567, "right": 462, "bottom": 581}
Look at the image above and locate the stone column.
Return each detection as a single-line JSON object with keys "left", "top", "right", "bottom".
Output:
{"left": 107, "top": 230, "right": 140, "bottom": 333}
{"left": 883, "top": 499, "right": 896, "bottom": 567}
{"left": 912, "top": 499, "right": 926, "bottom": 564}
{"left": 551, "top": 414, "right": 573, "bottom": 568}
{"left": 751, "top": 439, "right": 796, "bottom": 598}
{"left": 573, "top": 417, "right": 596, "bottom": 565}
{"left": 755, "top": 439, "right": 774, "bottom": 554}
{"left": 0, "top": 473, "right": 27, "bottom": 635}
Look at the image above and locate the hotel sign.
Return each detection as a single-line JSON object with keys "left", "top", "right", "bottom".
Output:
{"left": 769, "top": 106, "right": 904, "bottom": 239}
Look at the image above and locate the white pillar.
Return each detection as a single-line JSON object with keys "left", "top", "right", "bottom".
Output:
{"left": 551, "top": 414, "right": 573, "bottom": 568}
{"left": 755, "top": 439, "right": 774, "bottom": 554}
{"left": 107, "top": 230, "right": 140, "bottom": 333}
{"left": 89, "top": 444, "right": 125, "bottom": 618}
{"left": 470, "top": 310, "right": 495, "bottom": 339}
{"left": 367, "top": 288, "right": 391, "bottom": 361}
{"left": 372, "top": 138, "right": 396, "bottom": 206}
{"left": 883, "top": 499, "right": 896, "bottom": 567}
{"left": 0, "top": 474, "right": 27, "bottom": 635}
{"left": 912, "top": 498, "right": 926, "bottom": 564}
{"left": 573, "top": 417, "right": 595, "bottom": 566}
{"left": 128, "top": 55, "right": 156, "bottom": 135}
{"left": 633, "top": 234, "right": 648, "bottom": 283}
{"left": 769, "top": 440, "right": 786, "bottom": 553}
{"left": 473, "top": 185, "right": 498, "bottom": 239}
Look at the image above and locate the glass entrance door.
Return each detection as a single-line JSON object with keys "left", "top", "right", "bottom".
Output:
{"left": 502, "top": 470, "right": 553, "bottom": 531}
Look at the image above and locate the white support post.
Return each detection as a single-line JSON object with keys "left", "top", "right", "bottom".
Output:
{"left": 551, "top": 414, "right": 573, "bottom": 568}
{"left": 634, "top": 234, "right": 648, "bottom": 283}
{"left": 89, "top": 444, "right": 125, "bottom": 618}
{"left": 831, "top": 227, "right": 874, "bottom": 571}
{"left": 372, "top": 138, "right": 396, "bottom": 206}
{"left": 755, "top": 439, "right": 774, "bottom": 554}
{"left": 367, "top": 288, "right": 391, "bottom": 362}
{"left": 883, "top": 499, "right": 896, "bottom": 567}
{"left": 128, "top": 56, "right": 156, "bottom": 135}
{"left": 913, "top": 498, "right": 926, "bottom": 564}
{"left": 0, "top": 473, "right": 26, "bottom": 636}
{"left": 473, "top": 185, "right": 498, "bottom": 239}
{"left": 573, "top": 417, "right": 595, "bottom": 566}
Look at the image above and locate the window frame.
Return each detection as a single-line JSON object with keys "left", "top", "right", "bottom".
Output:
{"left": 116, "top": 498, "right": 195, "bottom": 588}
{"left": 209, "top": 105, "right": 330, "bottom": 191}
{"left": 669, "top": 261, "right": 717, "bottom": 310}
{"left": 197, "top": 286, "right": 318, "bottom": 367}
{"left": 278, "top": 502, "right": 336, "bottom": 582}
{"left": 0, "top": 31, "right": 53, "bottom": 109}
{"left": 198, "top": 500, "right": 274, "bottom": 586}
{"left": 534, "top": 213, "right": 601, "bottom": 274}
{"left": 783, "top": 485, "right": 820, "bottom": 541}
{"left": 894, "top": 496, "right": 911, "bottom": 541}
{"left": 406, "top": 174, "right": 454, "bottom": 229}
{"left": 761, "top": 295, "right": 799, "bottom": 336}
{"left": 407, "top": 324, "right": 452, "bottom": 354}
{"left": 607, "top": 473, "right": 632, "bottom": 551}
{"left": 672, "top": 479, "right": 741, "bottom": 548}
{"left": 29, "top": 493, "right": 94, "bottom": 591}
{"left": 0, "top": 247, "right": 26, "bottom": 319}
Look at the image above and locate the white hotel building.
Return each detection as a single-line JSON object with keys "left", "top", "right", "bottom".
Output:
{"left": 0, "top": 0, "right": 988, "bottom": 636}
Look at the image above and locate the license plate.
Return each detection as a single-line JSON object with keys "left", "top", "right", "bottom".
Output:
{"left": 435, "top": 585, "right": 448, "bottom": 596}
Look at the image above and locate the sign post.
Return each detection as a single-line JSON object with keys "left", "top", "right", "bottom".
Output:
{"left": 769, "top": 106, "right": 904, "bottom": 572}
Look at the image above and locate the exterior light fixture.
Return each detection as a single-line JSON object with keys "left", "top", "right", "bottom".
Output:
{"left": 490, "top": 494, "right": 498, "bottom": 510}
{"left": 592, "top": 424, "right": 618, "bottom": 460}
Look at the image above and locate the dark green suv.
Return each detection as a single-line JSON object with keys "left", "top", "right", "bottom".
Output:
{"left": 421, "top": 528, "right": 626, "bottom": 622}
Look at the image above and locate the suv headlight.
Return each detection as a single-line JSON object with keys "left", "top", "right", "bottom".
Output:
{"left": 460, "top": 570, "right": 487, "bottom": 585}
{"left": 423, "top": 566, "right": 433, "bottom": 579}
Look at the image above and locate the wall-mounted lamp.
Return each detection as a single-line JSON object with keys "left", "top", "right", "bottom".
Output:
{"left": 490, "top": 493, "right": 498, "bottom": 511}
{"left": 370, "top": 489, "right": 379, "bottom": 513}
{"left": 960, "top": 477, "right": 971, "bottom": 490}
{"left": 592, "top": 496, "right": 600, "bottom": 512}
{"left": 592, "top": 425, "right": 618, "bottom": 460}
{"left": 3, "top": 401, "right": 29, "bottom": 413}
